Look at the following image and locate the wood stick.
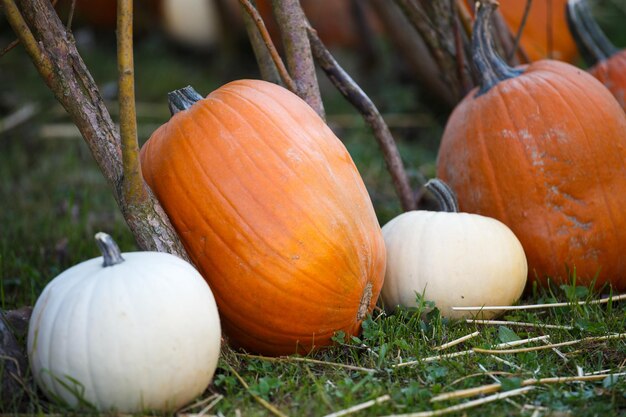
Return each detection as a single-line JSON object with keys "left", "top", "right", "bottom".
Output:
{"left": 117, "top": 0, "right": 149, "bottom": 206}
{"left": 452, "top": 293, "right": 626, "bottom": 312}
{"left": 466, "top": 319, "right": 574, "bottom": 330}
{"left": 382, "top": 386, "right": 535, "bottom": 417}
{"left": 474, "top": 333, "right": 626, "bottom": 355}
{"left": 322, "top": 395, "right": 391, "bottom": 417}
{"left": 434, "top": 331, "right": 480, "bottom": 351}
{"left": 432, "top": 372, "right": 626, "bottom": 402}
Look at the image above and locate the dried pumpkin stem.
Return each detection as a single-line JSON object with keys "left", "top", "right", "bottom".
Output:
{"left": 95, "top": 232, "right": 125, "bottom": 267}
{"left": 168, "top": 86, "right": 204, "bottom": 115}
{"left": 424, "top": 179, "right": 459, "bottom": 213}
{"left": 473, "top": 0, "right": 523, "bottom": 95}
{"left": 566, "top": 0, "right": 618, "bottom": 66}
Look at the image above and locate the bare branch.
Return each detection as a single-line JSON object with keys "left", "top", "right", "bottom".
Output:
{"left": 271, "top": 0, "right": 325, "bottom": 118}
{"left": 509, "top": 0, "right": 533, "bottom": 61}
{"left": 308, "top": 27, "right": 417, "bottom": 212}
{"left": 117, "top": 0, "right": 149, "bottom": 207}
{"left": 238, "top": 0, "right": 297, "bottom": 92}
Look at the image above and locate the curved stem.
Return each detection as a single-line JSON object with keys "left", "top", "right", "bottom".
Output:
{"left": 95, "top": 232, "right": 125, "bottom": 267}
{"left": 168, "top": 86, "right": 204, "bottom": 115}
{"left": 566, "top": 0, "right": 618, "bottom": 66}
{"left": 425, "top": 179, "right": 459, "bottom": 213}
{"left": 472, "top": 0, "right": 523, "bottom": 95}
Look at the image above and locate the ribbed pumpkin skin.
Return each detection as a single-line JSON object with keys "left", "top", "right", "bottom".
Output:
{"left": 437, "top": 60, "right": 626, "bottom": 290}
{"left": 589, "top": 51, "right": 626, "bottom": 111}
{"left": 140, "top": 80, "right": 386, "bottom": 356}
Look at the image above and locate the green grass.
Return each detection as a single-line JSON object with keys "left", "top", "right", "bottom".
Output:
{"left": 2, "top": 6, "right": 626, "bottom": 415}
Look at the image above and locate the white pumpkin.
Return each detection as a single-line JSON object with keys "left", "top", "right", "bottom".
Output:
{"left": 162, "top": 0, "right": 222, "bottom": 49}
{"left": 382, "top": 180, "right": 527, "bottom": 319}
{"left": 27, "top": 233, "right": 221, "bottom": 413}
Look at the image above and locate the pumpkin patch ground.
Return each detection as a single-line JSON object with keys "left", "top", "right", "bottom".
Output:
{"left": 2, "top": 1, "right": 626, "bottom": 415}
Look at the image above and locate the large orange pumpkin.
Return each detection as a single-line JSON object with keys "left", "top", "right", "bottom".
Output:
{"left": 437, "top": 1, "right": 626, "bottom": 290}
{"left": 140, "top": 80, "right": 386, "bottom": 356}
{"left": 566, "top": 0, "right": 626, "bottom": 110}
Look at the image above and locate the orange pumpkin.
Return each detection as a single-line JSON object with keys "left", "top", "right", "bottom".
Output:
{"left": 437, "top": 1, "right": 626, "bottom": 290}
{"left": 140, "top": 80, "right": 386, "bottom": 355}
{"left": 466, "top": 0, "right": 578, "bottom": 62}
{"left": 566, "top": 0, "right": 626, "bottom": 110}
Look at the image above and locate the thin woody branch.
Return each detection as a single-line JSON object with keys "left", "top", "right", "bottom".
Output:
{"left": 307, "top": 27, "right": 417, "bottom": 212}
{"left": 117, "top": 0, "right": 148, "bottom": 205}
{"left": 238, "top": 0, "right": 297, "bottom": 92}
{"left": 5, "top": 0, "right": 189, "bottom": 259}
{"left": 270, "top": 0, "right": 325, "bottom": 119}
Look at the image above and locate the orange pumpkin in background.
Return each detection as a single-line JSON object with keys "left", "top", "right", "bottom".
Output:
{"left": 566, "top": 0, "right": 626, "bottom": 110}
{"left": 140, "top": 80, "right": 386, "bottom": 356}
{"left": 437, "top": 1, "right": 626, "bottom": 290}
{"left": 466, "top": 0, "right": 578, "bottom": 62}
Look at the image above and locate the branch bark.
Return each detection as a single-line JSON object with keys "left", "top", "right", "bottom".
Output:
{"left": 270, "top": 0, "right": 325, "bottom": 119}
{"left": 4, "top": 0, "right": 189, "bottom": 259}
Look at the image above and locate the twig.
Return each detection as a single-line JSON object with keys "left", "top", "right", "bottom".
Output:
{"left": 66, "top": 0, "right": 76, "bottom": 29}
{"left": 431, "top": 372, "right": 626, "bottom": 402}
{"left": 493, "top": 335, "right": 550, "bottom": 349}
{"left": 474, "top": 333, "right": 626, "bottom": 355}
{"left": 434, "top": 331, "right": 480, "bottom": 351}
{"left": 238, "top": 0, "right": 297, "bottom": 92}
{"left": 452, "top": 293, "right": 626, "bottom": 312}
{"left": 466, "top": 319, "right": 574, "bottom": 330}
{"left": 307, "top": 26, "right": 416, "bottom": 211}
{"left": 382, "top": 386, "right": 535, "bottom": 417}
{"left": 117, "top": 0, "right": 148, "bottom": 206}
{"left": 225, "top": 362, "right": 289, "bottom": 417}
{"left": 394, "top": 335, "right": 550, "bottom": 368}
{"left": 237, "top": 352, "right": 377, "bottom": 373}
{"left": 271, "top": 0, "right": 324, "bottom": 118}
{"left": 0, "top": 103, "right": 39, "bottom": 134}
{"left": 322, "top": 395, "right": 391, "bottom": 417}
{"left": 393, "top": 349, "right": 474, "bottom": 368}
{"left": 0, "top": 0, "right": 58, "bottom": 57}
{"left": 0, "top": 39, "right": 20, "bottom": 57}
{"left": 508, "top": 0, "right": 533, "bottom": 60}
{"left": 451, "top": 0, "right": 472, "bottom": 94}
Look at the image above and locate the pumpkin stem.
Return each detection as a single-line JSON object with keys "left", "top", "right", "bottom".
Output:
{"left": 95, "top": 232, "right": 125, "bottom": 267}
{"left": 425, "top": 179, "right": 459, "bottom": 213}
{"left": 168, "top": 86, "right": 204, "bottom": 115}
{"left": 566, "top": 0, "right": 618, "bottom": 66}
{"left": 472, "top": 0, "right": 523, "bottom": 96}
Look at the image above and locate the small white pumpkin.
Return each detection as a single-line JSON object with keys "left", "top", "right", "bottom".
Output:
{"left": 382, "top": 180, "right": 527, "bottom": 319}
{"left": 27, "top": 233, "right": 221, "bottom": 413}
